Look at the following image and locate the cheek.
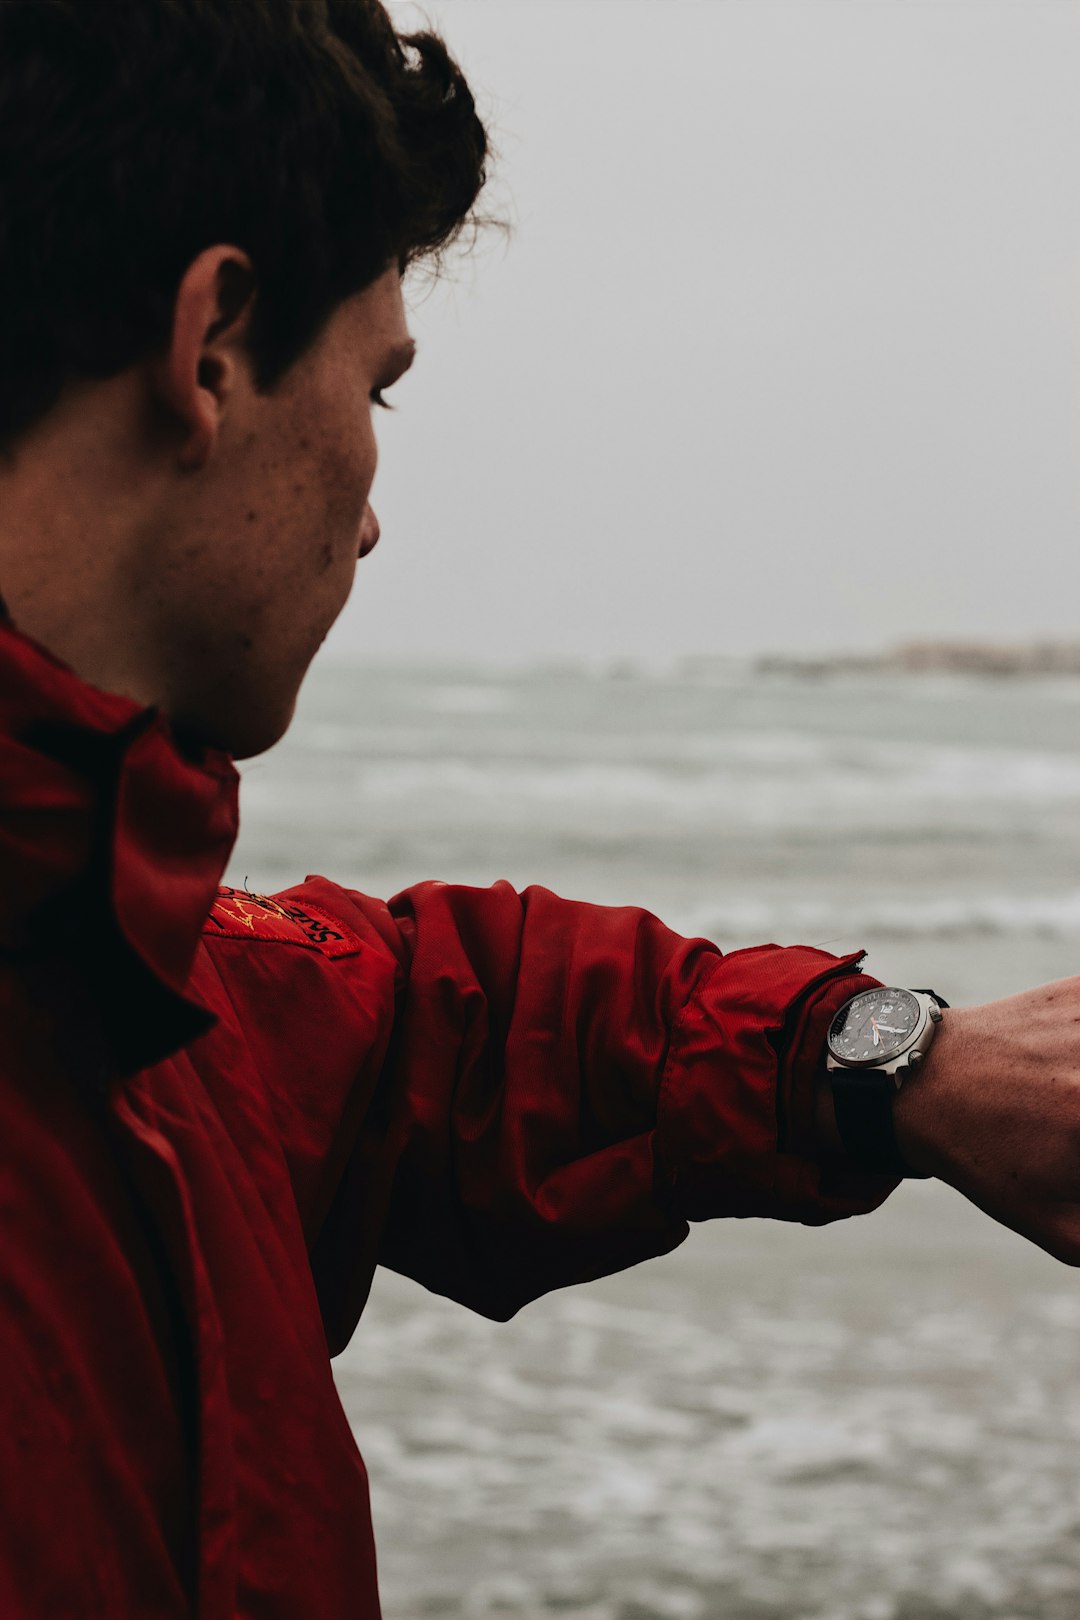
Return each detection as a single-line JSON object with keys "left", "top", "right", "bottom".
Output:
{"left": 316, "top": 417, "right": 377, "bottom": 546}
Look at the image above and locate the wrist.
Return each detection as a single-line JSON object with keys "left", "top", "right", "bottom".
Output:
{"left": 891, "top": 1005, "right": 967, "bottom": 1178}
{"left": 818, "top": 987, "right": 954, "bottom": 1178}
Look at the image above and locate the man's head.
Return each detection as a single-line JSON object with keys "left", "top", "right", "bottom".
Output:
{"left": 0, "top": 0, "right": 488, "bottom": 755}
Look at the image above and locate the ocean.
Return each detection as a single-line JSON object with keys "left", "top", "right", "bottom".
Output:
{"left": 229, "top": 661, "right": 1080, "bottom": 1620}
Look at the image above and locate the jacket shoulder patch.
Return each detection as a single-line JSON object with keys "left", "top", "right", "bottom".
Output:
{"left": 204, "top": 887, "right": 361, "bottom": 958}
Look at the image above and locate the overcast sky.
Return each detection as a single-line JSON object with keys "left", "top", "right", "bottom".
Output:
{"left": 324, "top": 0, "right": 1080, "bottom": 667}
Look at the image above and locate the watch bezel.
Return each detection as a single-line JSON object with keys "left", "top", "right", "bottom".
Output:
{"left": 826, "top": 986, "right": 925, "bottom": 1069}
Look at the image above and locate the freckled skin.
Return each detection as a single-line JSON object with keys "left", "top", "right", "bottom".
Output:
{"left": 0, "top": 258, "right": 406, "bottom": 758}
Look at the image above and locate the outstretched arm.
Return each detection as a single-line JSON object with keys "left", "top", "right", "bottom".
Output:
{"left": 198, "top": 875, "right": 896, "bottom": 1351}
{"left": 352, "top": 879, "right": 896, "bottom": 1325}
{"left": 199, "top": 877, "right": 1080, "bottom": 1355}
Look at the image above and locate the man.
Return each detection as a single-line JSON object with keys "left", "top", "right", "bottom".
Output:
{"left": 0, "top": 1, "right": 1078, "bottom": 1615}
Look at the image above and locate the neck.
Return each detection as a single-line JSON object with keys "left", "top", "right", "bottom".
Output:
{"left": 0, "top": 374, "right": 168, "bottom": 704}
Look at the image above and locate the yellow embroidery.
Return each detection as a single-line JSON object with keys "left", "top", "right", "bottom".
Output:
{"left": 205, "top": 885, "right": 359, "bottom": 957}
{"left": 214, "top": 892, "right": 293, "bottom": 931}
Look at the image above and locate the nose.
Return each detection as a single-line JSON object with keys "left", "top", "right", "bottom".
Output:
{"left": 358, "top": 503, "right": 381, "bottom": 559}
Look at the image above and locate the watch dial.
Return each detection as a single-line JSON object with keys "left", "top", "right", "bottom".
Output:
{"left": 827, "top": 988, "right": 921, "bottom": 1064}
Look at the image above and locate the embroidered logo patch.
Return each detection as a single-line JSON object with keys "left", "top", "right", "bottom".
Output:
{"left": 204, "top": 887, "right": 362, "bottom": 958}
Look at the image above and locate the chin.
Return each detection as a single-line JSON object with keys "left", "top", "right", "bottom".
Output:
{"left": 224, "top": 705, "right": 297, "bottom": 761}
{"left": 164, "top": 623, "right": 330, "bottom": 759}
{"left": 170, "top": 682, "right": 300, "bottom": 762}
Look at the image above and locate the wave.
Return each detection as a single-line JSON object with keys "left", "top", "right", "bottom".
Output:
{"left": 336, "top": 742, "right": 1080, "bottom": 834}
{"left": 685, "top": 889, "right": 1080, "bottom": 943}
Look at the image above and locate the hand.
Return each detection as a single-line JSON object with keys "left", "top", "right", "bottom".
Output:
{"left": 892, "top": 976, "right": 1080, "bottom": 1265}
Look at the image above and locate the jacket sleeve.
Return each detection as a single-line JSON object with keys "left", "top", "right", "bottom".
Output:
{"left": 195, "top": 876, "right": 897, "bottom": 1351}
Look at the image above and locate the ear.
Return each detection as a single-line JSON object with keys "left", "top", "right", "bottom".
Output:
{"left": 150, "top": 245, "right": 258, "bottom": 470}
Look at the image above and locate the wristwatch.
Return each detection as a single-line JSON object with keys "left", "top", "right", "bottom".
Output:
{"left": 824, "top": 986, "right": 949, "bottom": 1178}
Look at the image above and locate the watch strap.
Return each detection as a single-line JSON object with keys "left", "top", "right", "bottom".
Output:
{"left": 830, "top": 1066, "right": 928, "bottom": 1179}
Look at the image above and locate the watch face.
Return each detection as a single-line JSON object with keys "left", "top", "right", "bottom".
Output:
{"left": 827, "top": 987, "right": 921, "bottom": 1065}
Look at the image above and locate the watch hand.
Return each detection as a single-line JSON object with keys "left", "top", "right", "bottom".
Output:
{"left": 870, "top": 1018, "right": 880, "bottom": 1047}
{"left": 875, "top": 1024, "right": 906, "bottom": 1035}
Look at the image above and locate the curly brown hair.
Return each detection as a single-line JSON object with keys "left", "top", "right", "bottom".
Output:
{"left": 0, "top": 0, "right": 490, "bottom": 447}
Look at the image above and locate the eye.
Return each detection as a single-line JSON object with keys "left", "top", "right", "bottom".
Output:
{"left": 370, "top": 387, "right": 395, "bottom": 412}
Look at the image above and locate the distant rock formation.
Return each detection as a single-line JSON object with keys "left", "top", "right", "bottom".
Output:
{"left": 746, "top": 639, "right": 1080, "bottom": 679}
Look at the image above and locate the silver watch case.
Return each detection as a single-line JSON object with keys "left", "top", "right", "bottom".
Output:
{"left": 825, "top": 987, "right": 944, "bottom": 1089}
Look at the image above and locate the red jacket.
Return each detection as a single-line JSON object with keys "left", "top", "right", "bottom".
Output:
{"left": 0, "top": 619, "right": 894, "bottom": 1617}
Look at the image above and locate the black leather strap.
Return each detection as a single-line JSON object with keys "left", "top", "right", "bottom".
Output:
{"left": 830, "top": 1067, "right": 926, "bottom": 1178}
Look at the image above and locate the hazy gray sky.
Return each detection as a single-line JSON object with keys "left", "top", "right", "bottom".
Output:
{"left": 325, "top": 0, "right": 1080, "bottom": 666}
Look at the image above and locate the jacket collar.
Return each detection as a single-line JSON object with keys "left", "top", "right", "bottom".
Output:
{"left": 0, "top": 616, "right": 239, "bottom": 1071}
